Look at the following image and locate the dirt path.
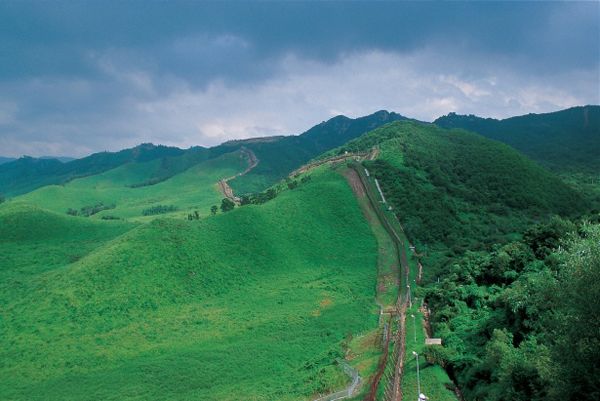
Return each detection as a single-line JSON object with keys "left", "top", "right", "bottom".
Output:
{"left": 217, "top": 147, "right": 259, "bottom": 204}
{"left": 343, "top": 166, "right": 412, "bottom": 401}
{"left": 290, "top": 148, "right": 378, "bottom": 177}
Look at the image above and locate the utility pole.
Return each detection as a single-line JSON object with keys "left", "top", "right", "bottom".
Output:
{"left": 412, "top": 351, "right": 421, "bottom": 400}
{"left": 411, "top": 314, "right": 416, "bottom": 343}
{"left": 407, "top": 284, "right": 412, "bottom": 309}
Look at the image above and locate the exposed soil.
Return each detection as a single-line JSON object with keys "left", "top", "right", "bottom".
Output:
{"left": 343, "top": 168, "right": 366, "bottom": 198}
{"left": 217, "top": 148, "right": 259, "bottom": 204}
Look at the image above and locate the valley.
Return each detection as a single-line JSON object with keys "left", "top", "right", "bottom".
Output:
{"left": 1, "top": 110, "right": 598, "bottom": 401}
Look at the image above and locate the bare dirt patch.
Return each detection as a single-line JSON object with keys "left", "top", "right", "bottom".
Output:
{"left": 342, "top": 168, "right": 366, "bottom": 198}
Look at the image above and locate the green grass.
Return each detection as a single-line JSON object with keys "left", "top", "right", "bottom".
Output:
{"left": 333, "top": 121, "right": 588, "bottom": 281}
{"left": 1, "top": 167, "right": 380, "bottom": 401}
{"left": 402, "top": 307, "right": 457, "bottom": 401}
{"left": 0, "top": 202, "right": 135, "bottom": 278}
{"left": 14, "top": 151, "right": 247, "bottom": 222}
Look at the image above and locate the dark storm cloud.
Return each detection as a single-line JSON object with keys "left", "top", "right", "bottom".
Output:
{"left": 0, "top": 1, "right": 598, "bottom": 157}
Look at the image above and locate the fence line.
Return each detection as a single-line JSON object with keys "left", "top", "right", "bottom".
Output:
{"left": 312, "top": 359, "right": 361, "bottom": 401}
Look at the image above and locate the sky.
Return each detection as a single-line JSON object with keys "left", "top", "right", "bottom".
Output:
{"left": 0, "top": 1, "right": 599, "bottom": 158}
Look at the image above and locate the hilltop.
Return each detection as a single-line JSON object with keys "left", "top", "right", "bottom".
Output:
{"left": 333, "top": 120, "right": 587, "bottom": 264}
{"left": 434, "top": 105, "right": 600, "bottom": 173}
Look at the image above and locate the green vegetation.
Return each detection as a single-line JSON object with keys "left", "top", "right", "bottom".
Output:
{"left": 434, "top": 105, "right": 600, "bottom": 174}
{"left": 336, "top": 121, "right": 587, "bottom": 277}
{"left": 141, "top": 204, "right": 178, "bottom": 216}
{"left": 1, "top": 168, "right": 381, "bottom": 401}
{"left": 402, "top": 308, "right": 457, "bottom": 401}
{"left": 14, "top": 151, "right": 247, "bottom": 222}
{"left": 423, "top": 218, "right": 600, "bottom": 401}
{"left": 333, "top": 120, "right": 597, "bottom": 400}
{"left": 224, "top": 110, "right": 408, "bottom": 194}
{"left": 2, "top": 109, "right": 597, "bottom": 400}
{"left": 67, "top": 201, "right": 116, "bottom": 217}
{"left": 0, "top": 111, "right": 406, "bottom": 198}
{"left": 0, "top": 143, "right": 194, "bottom": 197}
{"left": 220, "top": 198, "right": 235, "bottom": 212}
{"left": 0, "top": 202, "right": 134, "bottom": 277}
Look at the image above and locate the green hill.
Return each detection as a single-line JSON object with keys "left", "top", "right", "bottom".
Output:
{"left": 332, "top": 120, "right": 595, "bottom": 401}
{"left": 14, "top": 150, "right": 248, "bottom": 222}
{"left": 0, "top": 167, "right": 379, "bottom": 401}
{"left": 217, "top": 110, "right": 410, "bottom": 194}
{"left": 434, "top": 105, "right": 600, "bottom": 173}
{"left": 0, "top": 111, "right": 408, "bottom": 198}
{"left": 334, "top": 121, "right": 588, "bottom": 272}
{"left": 0, "top": 143, "right": 196, "bottom": 197}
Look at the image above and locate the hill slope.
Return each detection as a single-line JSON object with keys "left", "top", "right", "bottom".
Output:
{"left": 334, "top": 121, "right": 588, "bottom": 270}
{"left": 1, "top": 167, "right": 379, "bottom": 401}
{"left": 0, "top": 143, "right": 197, "bottom": 197}
{"left": 218, "top": 110, "right": 410, "bottom": 194}
{"left": 0, "top": 111, "right": 408, "bottom": 198}
{"left": 434, "top": 105, "right": 600, "bottom": 173}
{"left": 14, "top": 150, "right": 249, "bottom": 221}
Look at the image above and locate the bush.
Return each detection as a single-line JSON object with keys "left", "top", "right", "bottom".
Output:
{"left": 142, "top": 205, "right": 178, "bottom": 216}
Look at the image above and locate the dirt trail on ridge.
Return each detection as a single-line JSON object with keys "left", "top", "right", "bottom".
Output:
{"left": 217, "top": 148, "right": 259, "bottom": 204}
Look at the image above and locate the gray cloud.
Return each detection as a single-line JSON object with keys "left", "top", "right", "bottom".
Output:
{"left": 0, "top": 1, "right": 598, "bottom": 157}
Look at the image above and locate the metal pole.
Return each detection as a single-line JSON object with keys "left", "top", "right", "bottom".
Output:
{"left": 407, "top": 284, "right": 412, "bottom": 309}
{"left": 411, "top": 314, "right": 416, "bottom": 343}
{"left": 413, "top": 351, "right": 421, "bottom": 398}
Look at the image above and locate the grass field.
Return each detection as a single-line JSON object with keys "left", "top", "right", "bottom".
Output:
{"left": 1, "top": 167, "right": 381, "bottom": 401}
{"left": 14, "top": 150, "right": 248, "bottom": 222}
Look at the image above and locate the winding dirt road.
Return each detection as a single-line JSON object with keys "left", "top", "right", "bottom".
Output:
{"left": 217, "top": 147, "right": 259, "bottom": 204}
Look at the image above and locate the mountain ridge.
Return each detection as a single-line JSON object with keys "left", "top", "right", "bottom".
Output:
{"left": 434, "top": 105, "right": 600, "bottom": 172}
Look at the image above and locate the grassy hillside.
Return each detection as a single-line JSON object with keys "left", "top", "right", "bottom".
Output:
{"left": 434, "top": 105, "right": 600, "bottom": 173}
{"left": 1, "top": 167, "right": 380, "bottom": 401}
{"left": 334, "top": 121, "right": 588, "bottom": 275}
{"left": 223, "top": 110, "right": 409, "bottom": 194}
{"left": 14, "top": 150, "right": 248, "bottom": 222}
{"left": 332, "top": 120, "right": 596, "bottom": 400}
{"left": 0, "top": 202, "right": 135, "bottom": 315}
{"left": 0, "top": 111, "right": 407, "bottom": 198}
{"left": 0, "top": 143, "right": 205, "bottom": 197}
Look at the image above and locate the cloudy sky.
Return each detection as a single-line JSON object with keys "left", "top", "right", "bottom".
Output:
{"left": 0, "top": 1, "right": 598, "bottom": 157}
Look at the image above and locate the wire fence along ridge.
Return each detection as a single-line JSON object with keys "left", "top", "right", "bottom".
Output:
{"left": 312, "top": 359, "right": 360, "bottom": 401}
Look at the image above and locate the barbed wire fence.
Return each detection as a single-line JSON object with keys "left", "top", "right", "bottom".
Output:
{"left": 312, "top": 359, "right": 361, "bottom": 401}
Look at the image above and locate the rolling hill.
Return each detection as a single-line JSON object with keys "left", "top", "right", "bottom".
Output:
{"left": 434, "top": 105, "right": 600, "bottom": 173}
{"left": 0, "top": 111, "right": 407, "bottom": 198}
{"left": 0, "top": 167, "right": 380, "bottom": 401}
{"left": 0, "top": 144, "right": 195, "bottom": 197}
{"left": 15, "top": 150, "right": 249, "bottom": 221}
{"left": 332, "top": 120, "right": 588, "bottom": 272}
{"left": 222, "top": 110, "right": 409, "bottom": 194}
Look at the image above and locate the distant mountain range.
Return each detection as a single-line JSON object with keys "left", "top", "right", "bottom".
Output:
{"left": 0, "top": 110, "right": 408, "bottom": 196}
{"left": 1, "top": 106, "right": 598, "bottom": 197}
{"left": 0, "top": 156, "right": 75, "bottom": 165}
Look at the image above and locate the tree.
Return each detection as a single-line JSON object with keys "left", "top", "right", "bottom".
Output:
{"left": 220, "top": 198, "right": 235, "bottom": 212}
{"left": 544, "top": 223, "right": 600, "bottom": 401}
{"left": 194, "top": 210, "right": 200, "bottom": 220}
{"left": 0, "top": 193, "right": 5, "bottom": 204}
{"left": 211, "top": 205, "right": 218, "bottom": 215}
